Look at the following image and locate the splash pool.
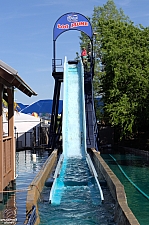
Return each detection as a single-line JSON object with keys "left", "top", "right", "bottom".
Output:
{"left": 38, "top": 157, "right": 116, "bottom": 225}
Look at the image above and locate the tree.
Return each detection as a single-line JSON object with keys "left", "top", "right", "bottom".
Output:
{"left": 80, "top": 0, "right": 149, "bottom": 139}
{"left": 99, "top": 19, "right": 149, "bottom": 137}
{"left": 3, "top": 99, "right": 20, "bottom": 120}
{"left": 91, "top": 0, "right": 131, "bottom": 94}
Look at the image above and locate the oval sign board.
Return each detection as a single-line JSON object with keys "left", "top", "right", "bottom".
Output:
{"left": 53, "top": 12, "right": 93, "bottom": 41}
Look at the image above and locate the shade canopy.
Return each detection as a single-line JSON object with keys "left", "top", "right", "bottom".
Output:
{"left": 20, "top": 99, "right": 63, "bottom": 116}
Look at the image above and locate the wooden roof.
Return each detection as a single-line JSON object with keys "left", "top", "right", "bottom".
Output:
{"left": 0, "top": 60, "right": 37, "bottom": 97}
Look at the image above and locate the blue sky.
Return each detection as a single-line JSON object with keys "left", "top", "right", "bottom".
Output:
{"left": 0, "top": 0, "right": 149, "bottom": 105}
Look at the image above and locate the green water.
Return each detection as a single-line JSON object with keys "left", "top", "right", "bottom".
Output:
{"left": 101, "top": 153, "right": 149, "bottom": 225}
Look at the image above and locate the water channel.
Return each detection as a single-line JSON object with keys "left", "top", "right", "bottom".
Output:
{"left": 1, "top": 148, "right": 148, "bottom": 224}
{"left": 101, "top": 150, "right": 149, "bottom": 225}
{"left": 0, "top": 150, "right": 49, "bottom": 225}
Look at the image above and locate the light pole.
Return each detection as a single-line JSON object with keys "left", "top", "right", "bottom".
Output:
{"left": 93, "top": 32, "right": 97, "bottom": 59}
{"left": 92, "top": 32, "right": 97, "bottom": 76}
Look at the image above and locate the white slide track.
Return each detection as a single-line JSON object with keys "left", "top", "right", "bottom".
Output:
{"left": 49, "top": 57, "right": 104, "bottom": 204}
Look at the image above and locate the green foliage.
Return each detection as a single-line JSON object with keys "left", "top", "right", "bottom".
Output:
{"left": 2, "top": 99, "right": 20, "bottom": 112}
{"left": 80, "top": 0, "right": 149, "bottom": 139}
{"left": 100, "top": 20, "right": 149, "bottom": 137}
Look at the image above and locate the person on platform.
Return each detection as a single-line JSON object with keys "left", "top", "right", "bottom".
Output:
{"left": 81, "top": 47, "right": 87, "bottom": 64}
{"left": 87, "top": 51, "right": 91, "bottom": 62}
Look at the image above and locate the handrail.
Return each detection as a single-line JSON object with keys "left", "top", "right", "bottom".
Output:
{"left": 49, "top": 153, "right": 64, "bottom": 203}
{"left": 25, "top": 205, "right": 37, "bottom": 225}
{"left": 53, "top": 154, "right": 64, "bottom": 179}
{"left": 86, "top": 153, "right": 104, "bottom": 202}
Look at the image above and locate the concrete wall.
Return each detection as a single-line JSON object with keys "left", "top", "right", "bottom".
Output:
{"left": 25, "top": 150, "right": 58, "bottom": 225}
{"left": 122, "top": 146, "right": 149, "bottom": 159}
{"left": 89, "top": 148, "right": 140, "bottom": 225}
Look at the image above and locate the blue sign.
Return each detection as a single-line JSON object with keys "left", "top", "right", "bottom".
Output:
{"left": 53, "top": 12, "right": 93, "bottom": 41}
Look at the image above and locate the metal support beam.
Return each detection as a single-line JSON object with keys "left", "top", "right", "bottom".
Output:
{"left": 49, "top": 78, "right": 62, "bottom": 149}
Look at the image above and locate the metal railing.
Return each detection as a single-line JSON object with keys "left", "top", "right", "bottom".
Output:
{"left": 52, "top": 58, "right": 63, "bottom": 72}
{"left": 25, "top": 205, "right": 37, "bottom": 225}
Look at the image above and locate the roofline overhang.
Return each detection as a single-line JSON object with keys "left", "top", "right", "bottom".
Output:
{"left": 0, "top": 60, "right": 37, "bottom": 97}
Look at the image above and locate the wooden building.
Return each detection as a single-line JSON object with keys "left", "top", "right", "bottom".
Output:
{"left": 0, "top": 60, "right": 37, "bottom": 201}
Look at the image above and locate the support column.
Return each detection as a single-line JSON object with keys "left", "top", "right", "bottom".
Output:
{"left": 49, "top": 78, "right": 61, "bottom": 149}
{"left": 0, "top": 83, "right": 4, "bottom": 202}
{"left": 7, "top": 87, "right": 15, "bottom": 180}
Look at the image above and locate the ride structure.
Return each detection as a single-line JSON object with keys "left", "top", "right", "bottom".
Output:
{"left": 48, "top": 12, "right": 103, "bottom": 206}
{"left": 48, "top": 12, "right": 98, "bottom": 151}
{"left": 49, "top": 56, "right": 103, "bottom": 205}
